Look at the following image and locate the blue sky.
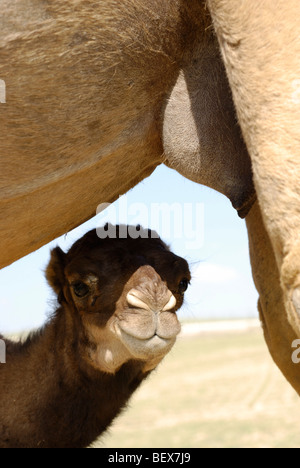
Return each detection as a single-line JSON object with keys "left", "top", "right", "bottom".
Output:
{"left": 0, "top": 164, "right": 259, "bottom": 333}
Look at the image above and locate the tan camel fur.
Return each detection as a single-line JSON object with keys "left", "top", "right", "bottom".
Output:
{"left": 208, "top": 0, "right": 300, "bottom": 337}
{"left": 246, "top": 202, "right": 300, "bottom": 395}
{"left": 0, "top": 0, "right": 254, "bottom": 269}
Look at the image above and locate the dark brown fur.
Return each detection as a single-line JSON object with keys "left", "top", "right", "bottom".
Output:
{"left": 0, "top": 226, "right": 190, "bottom": 448}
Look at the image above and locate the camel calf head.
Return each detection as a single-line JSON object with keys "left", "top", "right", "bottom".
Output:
{"left": 0, "top": 224, "right": 191, "bottom": 447}
{"left": 46, "top": 224, "right": 191, "bottom": 373}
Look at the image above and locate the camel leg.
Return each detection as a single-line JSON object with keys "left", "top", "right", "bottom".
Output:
{"left": 208, "top": 0, "right": 300, "bottom": 336}
{"left": 246, "top": 201, "right": 300, "bottom": 395}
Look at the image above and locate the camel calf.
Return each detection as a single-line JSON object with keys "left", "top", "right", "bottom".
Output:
{"left": 0, "top": 225, "right": 191, "bottom": 448}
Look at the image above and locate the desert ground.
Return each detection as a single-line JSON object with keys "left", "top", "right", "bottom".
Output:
{"left": 95, "top": 320, "right": 300, "bottom": 449}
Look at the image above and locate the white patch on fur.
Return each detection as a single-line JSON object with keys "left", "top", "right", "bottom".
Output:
{"left": 104, "top": 348, "right": 113, "bottom": 365}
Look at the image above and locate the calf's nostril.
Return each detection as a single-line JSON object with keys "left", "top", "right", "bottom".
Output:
{"left": 126, "top": 290, "right": 151, "bottom": 311}
{"left": 162, "top": 294, "right": 177, "bottom": 311}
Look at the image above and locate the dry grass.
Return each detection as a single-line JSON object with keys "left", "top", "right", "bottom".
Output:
{"left": 94, "top": 325, "right": 300, "bottom": 448}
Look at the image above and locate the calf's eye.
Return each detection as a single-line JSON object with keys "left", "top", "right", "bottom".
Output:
{"left": 178, "top": 278, "right": 189, "bottom": 294}
{"left": 72, "top": 281, "right": 90, "bottom": 298}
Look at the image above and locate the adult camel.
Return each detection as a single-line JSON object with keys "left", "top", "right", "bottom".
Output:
{"left": 208, "top": 0, "right": 300, "bottom": 344}
{"left": 1, "top": 0, "right": 299, "bottom": 395}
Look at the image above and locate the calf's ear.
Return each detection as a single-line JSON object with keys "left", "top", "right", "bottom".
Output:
{"left": 45, "top": 247, "right": 66, "bottom": 297}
